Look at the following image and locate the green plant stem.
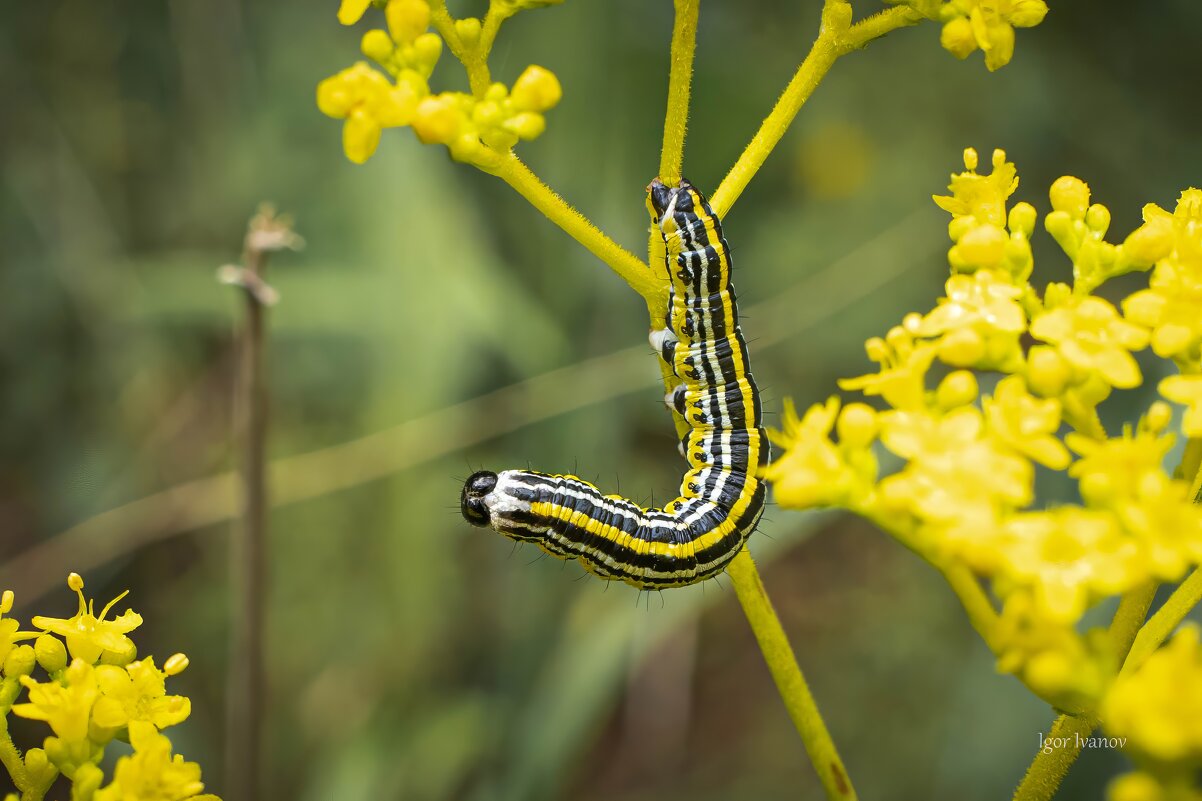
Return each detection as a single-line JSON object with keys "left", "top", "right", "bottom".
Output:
{"left": 710, "top": 3, "right": 921, "bottom": 216}
{"left": 727, "top": 549, "right": 857, "bottom": 800}
{"left": 939, "top": 563, "right": 1001, "bottom": 651}
{"left": 495, "top": 153, "right": 659, "bottom": 300}
{"left": 0, "top": 720, "right": 28, "bottom": 792}
{"left": 1125, "top": 567, "right": 1202, "bottom": 674}
{"left": 658, "top": 0, "right": 699, "bottom": 185}
{"left": 1109, "top": 580, "right": 1159, "bottom": 664}
{"left": 1011, "top": 713, "right": 1097, "bottom": 801}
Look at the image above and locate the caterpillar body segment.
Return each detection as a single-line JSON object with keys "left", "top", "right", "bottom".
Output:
{"left": 460, "top": 178, "right": 768, "bottom": 588}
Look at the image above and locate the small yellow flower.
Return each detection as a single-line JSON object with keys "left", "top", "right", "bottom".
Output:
{"left": 916, "top": 271, "right": 1025, "bottom": 369}
{"left": 1030, "top": 294, "right": 1149, "bottom": 389}
{"left": 93, "top": 657, "right": 192, "bottom": 732}
{"left": 1103, "top": 626, "right": 1202, "bottom": 763}
{"left": 1066, "top": 426, "right": 1174, "bottom": 508}
{"left": 1121, "top": 189, "right": 1202, "bottom": 361}
{"left": 32, "top": 574, "right": 142, "bottom": 665}
{"left": 1112, "top": 472, "right": 1202, "bottom": 582}
{"left": 13, "top": 658, "right": 100, "bottom": 744}
{"left": 839, "top": 330, "right": 937, "bottom": 411}
{"left": 994, "top": 508, "right": 1142, "bottom": 624}
{"left": 935, "top": 0, "right": 1048, "bottom": 71}
{"left": 765, "top": 397, "right": 876, "bottom": 510}
{"left": 993, "top": 591, "right": 1110, "bottom": 713}
{"left": 93, "top": 721, "right": 216, "bottom": 801}
{"left": 933, "top": 147, "right": 1018, "bottom": 232}
{"left": 877, "top": 407, "right": 1032, "bottom": 537}
{"left": 510, "top": 65, "right": 562, "bottom": 112}
{"left": 316, "top": 62, "right": 425, "bottom": 163}
{"left": 984, "top": 375, "right": 1069, "bottom": 468}
{"left": 1160, "top": 374, "right": 1202, "bottom": 436}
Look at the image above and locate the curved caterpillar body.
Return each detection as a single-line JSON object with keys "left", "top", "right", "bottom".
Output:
{"left": 460, "top": 178, "right": 768, "bottom": 588}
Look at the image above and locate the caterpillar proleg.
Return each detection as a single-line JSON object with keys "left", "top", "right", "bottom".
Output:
{"left": 460, "top": 179, "right": 768, "bottom": 588}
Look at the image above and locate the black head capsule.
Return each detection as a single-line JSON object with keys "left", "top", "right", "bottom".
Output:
{"left": 460, "top": 470, "right": 498, "bottom": 527}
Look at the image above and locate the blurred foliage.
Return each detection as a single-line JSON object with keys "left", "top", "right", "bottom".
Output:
{"left": 1, "top": 1, "right": 1201, "bottom": 799}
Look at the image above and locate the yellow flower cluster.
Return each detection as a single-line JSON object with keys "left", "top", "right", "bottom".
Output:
{"left": 767, "top": 147, "right": 1202, "bottom": 712}
{"left": 318, "top": 0, "right": 563, "bottom": 165}
{"left": 1103, "top": 627, "right": 1202, "bottom": 800}
{"left": 890, "top": 0, "right": 1048, "bottom": 70}
{"left": 0, "top": 575, "right": 216, "bottom": 801}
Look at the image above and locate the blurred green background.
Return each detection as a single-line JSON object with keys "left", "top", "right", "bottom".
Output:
{"left": 2, "top": 1, "right": 1201, "bottom": 799}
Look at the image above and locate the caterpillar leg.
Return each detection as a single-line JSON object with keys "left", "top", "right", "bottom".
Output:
{"left": 648, "top": 326, "right": 679, "bottom": 372}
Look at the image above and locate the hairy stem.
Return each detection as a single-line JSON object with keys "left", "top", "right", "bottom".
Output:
{"left": 727, "top": 549, "right": 857, "bottom": 800}
{"left": 1011, "top": 713, "right": 1098, "bottom": 801}
{"left": 0, "top": 717, "right": 27, "bottom": 792}
{"left": 496, "top": 153, "right": 659, "bottom": 300}
{"left": 658, "top": 0, "right": 699, "bottom": 185}
{"left": 1125, "top": 568, "right": 1202, "bottom": 674}
{"left": 710, "top": 3, "right": 920, "bottom": 216}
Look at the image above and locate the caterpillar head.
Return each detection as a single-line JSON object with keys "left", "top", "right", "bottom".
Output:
{"left": 460, "top": 470, "right": 498, "bottom": 527}
{"left": 647, "top": 178, "right": 697, "bottom": 230}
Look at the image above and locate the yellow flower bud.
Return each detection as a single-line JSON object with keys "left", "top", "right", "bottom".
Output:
{"left": 936, "top": 370, "right": 979, "bottom": 409}
{"left": 937, "top": 327, "right": 985, "bottom": 366}
{"left": 505, "top": 111, "right": 546, "bottom": 140}
{"left": 1026, "top": 346, "right": 1070, "bottom": 397}
{"left": 449, "top": 132, "right": 484, "bottom": 164}
{"left": 343, "top": 108, "right": 383, "bottom": 163}
{"left": 940, "top": 17, "right": 977, "bottom": 59}
{"left": 68, "top": 573, "right": 85, "bottom": 592}
{"left": 836, "top": 403, "right": 878, "bottom": 448}
{"left": 1144, "top": 401, "right": 1172, "bottom": 434}
{"left": 385, "top": 0, "right": 430, "bottom": 44}
{"left": 412, "top": 31, "right": 442, "bottom": 68}
{"left": 1049, "top": 176, "right": 1090, "bottom": 219}
{"left": 455, "top": 17, "right": 482, "bottom": 47}
{"left": 948, "top": 215, "right": 977, "bottom": 243}
{"left": 1085, "top": 203, "right": 1110, "bottom": 235}
{"left": 361, "top": 29, "right": 394, "bottom": 62}
{"left": 34, "top": 634, "right": 67, "bottom": 673}
{"left": 4, "top": 644, "right": 35, "bottom": 678}
{"left": 902, "top": 312, "right": 923, "bottom": 334}
{"left": 1008, "top": 0, "right": 1049, "bottom": 28}
{"left": 472, "top": 100, "right": 504, "bottom": 128}
{"left": 954, "top": 223, "right": 1007, "bottom": 267}
{"left": 510, "top": 65, "right": 562, "bottom": 112}
{"left": 0, "top": 590, "right": 12, "bottom": 615}
{"left": 164, "top": 652, "right": 190, "bottom": 676}
{"left": 413, "top": 95, "right": 462, "bottom": 144}
{"left": 1008, "top": 202, "right": 1036, "bottom": 237}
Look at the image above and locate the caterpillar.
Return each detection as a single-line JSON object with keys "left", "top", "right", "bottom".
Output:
{"left": 460, "top": 178, "right": 768, "bottom": 588}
